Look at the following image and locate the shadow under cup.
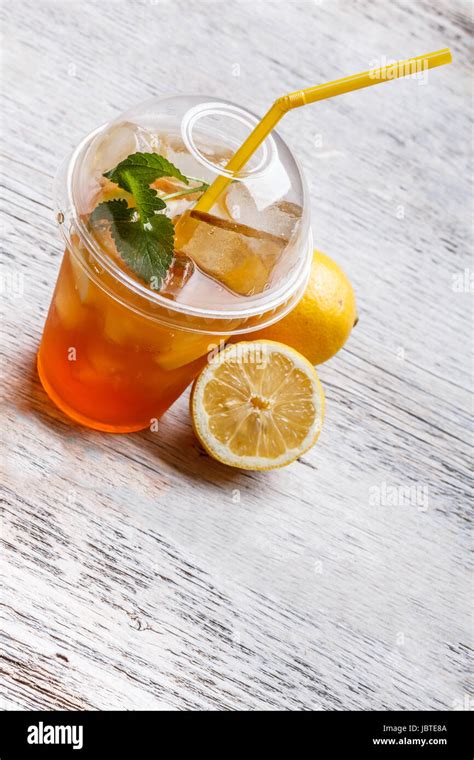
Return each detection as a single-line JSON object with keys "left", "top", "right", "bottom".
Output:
{"left": 38, "top": 96, "right": 312, "bottom": 433}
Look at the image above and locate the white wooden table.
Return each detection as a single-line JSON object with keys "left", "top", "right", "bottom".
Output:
{"left": 1, "top": 0, "right": 471, "bottom": 711}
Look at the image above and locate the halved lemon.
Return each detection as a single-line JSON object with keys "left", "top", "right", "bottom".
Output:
{"left": 190, "top": 340, "right": 325, "bottom": 470}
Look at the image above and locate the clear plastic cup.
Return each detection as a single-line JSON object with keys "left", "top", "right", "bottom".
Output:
{"left": 37, "top": 96, "right": 313, "bottom": 432}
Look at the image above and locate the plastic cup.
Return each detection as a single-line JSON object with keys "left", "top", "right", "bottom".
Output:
{"left": 37, "top": 96, "right": 313, "bottom": 432}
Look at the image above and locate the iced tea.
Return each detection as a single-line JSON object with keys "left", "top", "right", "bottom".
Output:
{"left": 38, "top": 97, "right": 312, "bottom": 431}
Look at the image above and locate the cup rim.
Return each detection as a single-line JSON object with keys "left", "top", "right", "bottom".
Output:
{"left": 56, "top": 102, "right": 312, "bottom": 322}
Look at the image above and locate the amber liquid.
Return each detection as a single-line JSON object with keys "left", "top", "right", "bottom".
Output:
{"left": 38, "top": 251, "right": 219, "bottom": 432}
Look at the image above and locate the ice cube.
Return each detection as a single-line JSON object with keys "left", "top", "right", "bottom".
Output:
{"left": 222, "top": 183, "right": 301, "bottom": 240}
{"left": 165, "top": 143, "right": 205, "bottom": 179}
{"left": 77, "top": 122, "right": 165, "bottom": 214}
{"left": 69, "top": 244, "right": 91, "bottom": 302}
{"left": 164, "top": 139, "right": 233, "bottom": 185}
{"left": 89, "top": 218, "right": 123, "bottom": 268}
{"left": 159, "top": 255, "right": 195, "bottom": 300}
{"left": 177, "top": 211, "right": 286, "bottom": 296}
{"left": 164, "top": 196, "right": 196, "bottom": 220}
{"left": 54, "top": 254, "right": 88, "bottom": 329}
{"left": 91, "top": 121, "right": 164, "bottom": 176}
{"left": 150, "top": 176, "right": 200, "bottom": 221}
{"left": 154, "top": 331, "right": 213, "bottom": 372}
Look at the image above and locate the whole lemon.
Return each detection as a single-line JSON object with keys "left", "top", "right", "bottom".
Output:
{"left": 253, "top": 250, "right": 357, "bottom": 365}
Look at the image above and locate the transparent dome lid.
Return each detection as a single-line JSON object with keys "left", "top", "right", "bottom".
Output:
{"left": 62, "top": 95, "right": 312, "bottom": 317}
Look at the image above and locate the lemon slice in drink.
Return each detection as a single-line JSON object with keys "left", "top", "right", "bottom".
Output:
{"left": 191, "top": 340, "right": 325, "bottom": 470}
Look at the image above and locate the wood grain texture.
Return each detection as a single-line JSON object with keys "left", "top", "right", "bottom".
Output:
{"left": 0, "top": 0, "right": 472, "bottom": 711}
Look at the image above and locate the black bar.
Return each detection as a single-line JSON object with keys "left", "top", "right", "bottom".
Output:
{"left": 0, "top": 710, "right": 470, "bottom": 757}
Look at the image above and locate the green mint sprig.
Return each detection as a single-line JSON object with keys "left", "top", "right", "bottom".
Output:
{"left": 89, "top": 152, "right": 208, "bottom": 288}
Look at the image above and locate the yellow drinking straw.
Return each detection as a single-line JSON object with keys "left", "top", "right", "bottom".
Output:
{"left": 178, "top": 48, "right": 451, "bottom": 235}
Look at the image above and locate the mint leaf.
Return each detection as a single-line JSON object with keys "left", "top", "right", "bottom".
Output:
{"left": 91, "top": 152, "right": 207, "bottom": 288}
{"left": 90, "top": 199, "right": 174, "bottom": 285}
{"left": 121, "top": 170, "right": 166, "bottom": 223}
{"left": 105, "top": 152, "right": 189, "bottom": 190}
